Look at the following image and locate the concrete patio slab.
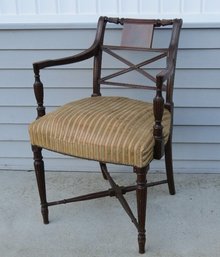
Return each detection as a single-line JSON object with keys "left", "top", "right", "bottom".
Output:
{"left": 0, "top": 170, "right": 219, "bottom": 257}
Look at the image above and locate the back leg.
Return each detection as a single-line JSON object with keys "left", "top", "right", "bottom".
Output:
{"left": 99, "top": 162, "right": 108, "bottom": 180}
{"left": 165, "top": 136, "right": 175, "bottom": 195}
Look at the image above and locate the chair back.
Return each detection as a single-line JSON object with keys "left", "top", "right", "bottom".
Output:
{"left": 92, "top": 17, "right": 182, "bottom": 109}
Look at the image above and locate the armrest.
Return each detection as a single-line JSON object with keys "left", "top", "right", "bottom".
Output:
{"left": 156, "top": 65, "right": 174, "bottom": 83}
{"left": 33, "top": 16, "right": 108, "bottom": 74}
{"left": 31, "top": 16, "right": 108, "bottom": 120}
{"left": 33, "top": 44, "right": 99, "bottom": 73}
{"left": 32, "top": 45, "right": 98, "bottom": 119}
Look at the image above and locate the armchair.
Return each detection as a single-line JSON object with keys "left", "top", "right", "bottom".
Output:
{"left": 29, "top": 16, "right": 182, "bottom": 253}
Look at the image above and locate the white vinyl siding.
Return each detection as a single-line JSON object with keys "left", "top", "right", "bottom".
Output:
{"left": 0, "top": 24, "right": 220, "bottom": 173}
{"left": 0, "top": 0, "right": 220, "bottom": 172}
{"left": 1, "top": 0, "right": 220, "bottom": 24}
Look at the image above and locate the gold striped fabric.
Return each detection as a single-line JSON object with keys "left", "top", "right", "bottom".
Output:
{"left": 29, "top": 96, "right": 171, "bottom": 167}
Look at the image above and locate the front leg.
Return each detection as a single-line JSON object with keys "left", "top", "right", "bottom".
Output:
{"left": 32, "top": 145, "right": 49, "bottom": 224}
{"left": 134, "top": 165, "right": 149, "bottom": 254}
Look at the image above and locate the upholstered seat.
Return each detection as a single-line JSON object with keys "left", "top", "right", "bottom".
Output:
{"left": 29, "top": 96, "right": 171, "bottom": 167}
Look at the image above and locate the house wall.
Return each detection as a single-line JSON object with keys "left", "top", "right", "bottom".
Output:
{"left": 0, "top": 0, "right": 220, "bottom": 173}
{"left": 1, "top": 0, "right": 220, "bottom": 24}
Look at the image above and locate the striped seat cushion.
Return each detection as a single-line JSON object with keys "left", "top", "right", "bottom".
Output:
{"left": 29, "top": 96, "right": 171, "bottom": 168}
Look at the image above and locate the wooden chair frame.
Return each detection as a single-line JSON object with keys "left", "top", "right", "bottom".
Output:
{"left": 30, "top": 16, "right": 182, "bottom": 253}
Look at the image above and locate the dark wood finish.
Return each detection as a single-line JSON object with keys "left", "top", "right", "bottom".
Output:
{"left": 134, "top": 166, "right": 149, "bottom": 254}
{"left": 30, "top": 16, "right": 182, "bottom": 253}
{"left": 101, "top": 164, "right": 139, "bottom": 229}
{"left": 100, "top": 46, "right": 168, "bottom": 89}
{"left": 32, "top": 145, "right": 49, "bottom": 224}
{"left": 153, "top": 75, "right": 165, "bottom": 159}
{"left": 99, "top": 162, "right": 108, "bottom": 180}
{"left": 37, "top": 179, "right": 167, "bottom": 208}
{"left": 165, "top": 136, "right": 175, "bottom": 195}
{"left": 33, "top": 73, "right": 45, "bottom": 119}
{"left": 47, "top": 184, "right": 136, "bottom": 207}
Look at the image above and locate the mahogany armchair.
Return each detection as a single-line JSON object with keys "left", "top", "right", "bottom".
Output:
{"left": 29, "top": 16, "right": 182, "bottom": 253}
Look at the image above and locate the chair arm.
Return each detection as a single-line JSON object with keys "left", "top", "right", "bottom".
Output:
{"left": 32, "top": 43, "right": 99, "bottom": 119}
{"left": 31, "top": 16, "right": 108, "bottom": 120}
{"left": 33, "top": 16, "right": 108, "bottom": 73}
{"left": 156, "top": 65, "right": 174, "bottom": 83}
{"left": 33, "top": 44, "right": 99, "bottom": 73}
{"left": 32, "top": 46, "right": 97, "bottom": 119}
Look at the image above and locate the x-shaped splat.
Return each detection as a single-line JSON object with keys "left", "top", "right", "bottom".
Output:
{"left": 100, "top": 46, "right": 168, "bottom": 90}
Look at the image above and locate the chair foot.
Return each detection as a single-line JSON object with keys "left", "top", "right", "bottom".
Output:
{"left": 134, "top": 166, "right": 149, "bottom": 254}
{"left": 165, "top": 138, "right": 175, "bottom": 195}
{"left": 32, "top": 145, "right": 49, "bottom": 224}
{"left": 41, "top": 205, "right": 49, "bottom": 224}
{"left": 138, "top": 233, "right": 146, "bottom": 254}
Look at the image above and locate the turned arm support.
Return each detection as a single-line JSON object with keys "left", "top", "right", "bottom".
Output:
{"left": 153, "top": 67, "right": 173, "bottom": 159}
{"left": 33, "top": 73, "right": 45, "bottom": 119}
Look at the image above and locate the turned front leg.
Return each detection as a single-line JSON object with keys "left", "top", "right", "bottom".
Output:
{"left": 135, "top": 166, "right": 148, "bottom": 254}
{"left": 32, "top": 145, "right": 49, "bottom": 224}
